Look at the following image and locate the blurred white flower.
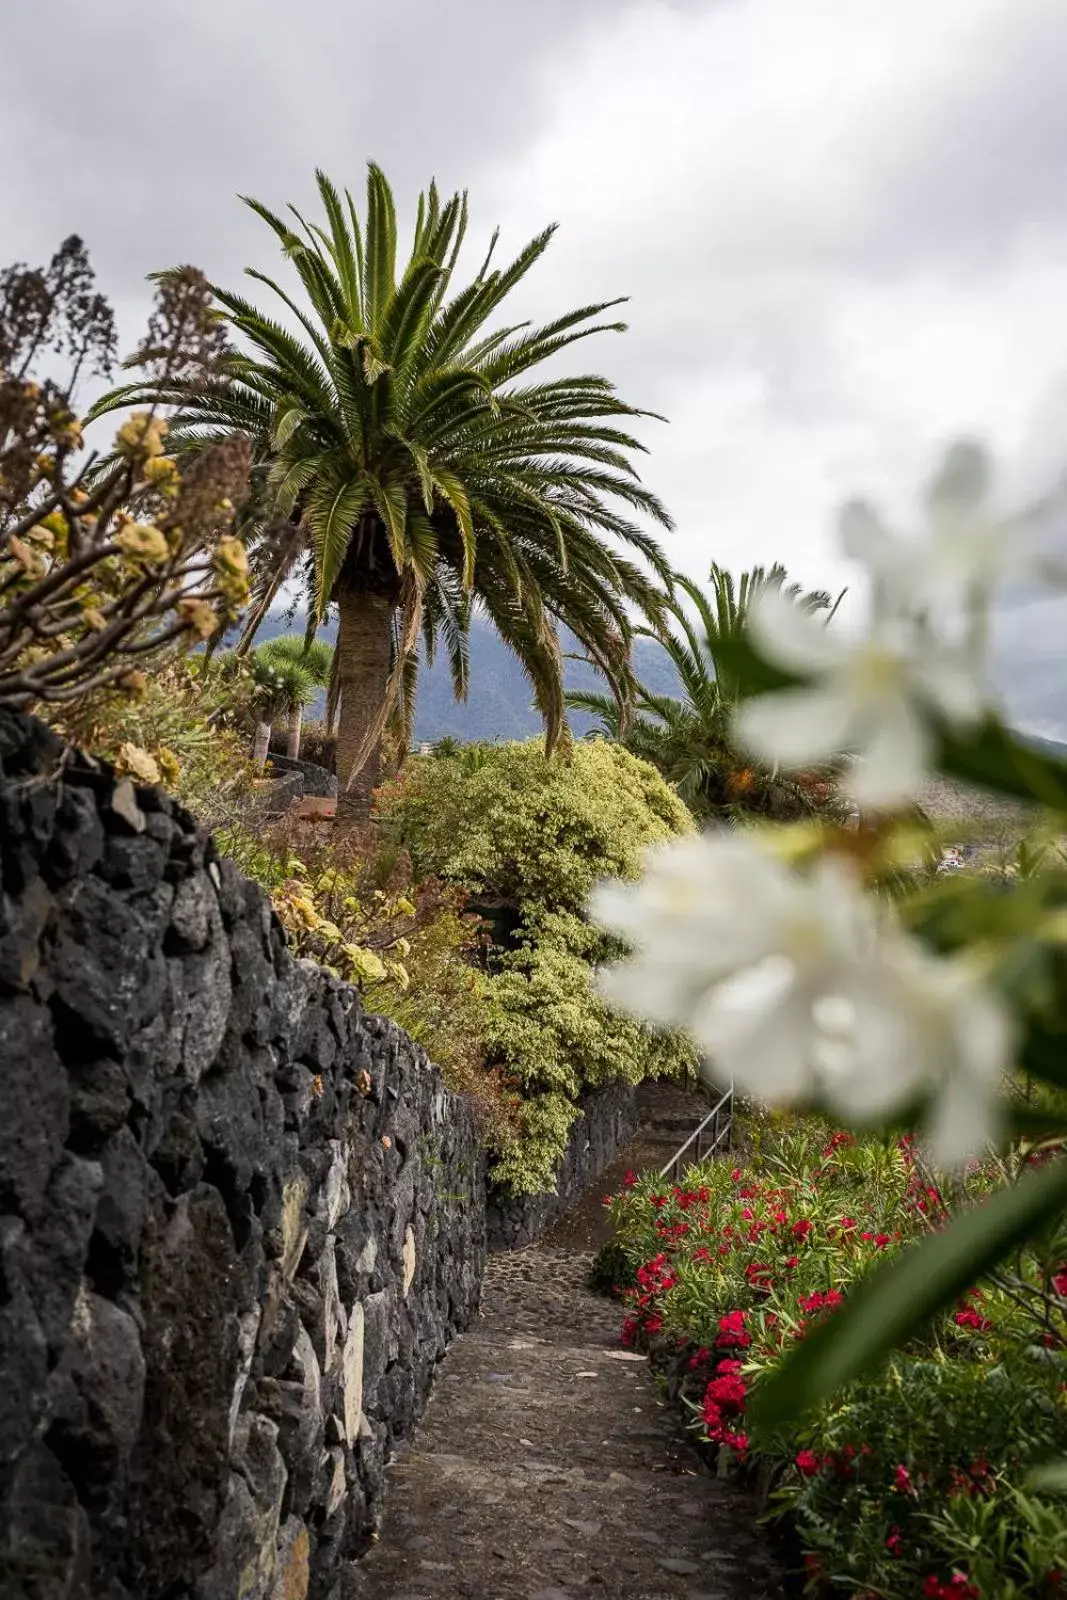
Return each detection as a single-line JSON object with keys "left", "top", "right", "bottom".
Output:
{"left": 594, "top": 833, "right": 884, "bottom": 1100}
{"left": 591, "top": 832, "right": 1013, "bottom": 1167}
{"left": 813, "top": 936, "right": 1014, "bottom": 1166}
{"left": 735, "top": 588, "right": 985, "bottom": 808}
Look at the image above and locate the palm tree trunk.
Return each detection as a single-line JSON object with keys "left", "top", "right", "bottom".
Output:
{"left": 335, "top": 585, "right": 394, "bottom": 824}
{"left": 252, "top": 721, "right": 272, "bottom": 768}
{"left": 286, "top": 703, "right": 303, "bottom": 760}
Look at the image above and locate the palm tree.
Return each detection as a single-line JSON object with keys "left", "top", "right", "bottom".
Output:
{"left": 568, "top": 563, "right": 845, "bottom": 819}
{"left": 256, "top": 633, "right": 333, "bottom": 758}
{"left": 97, "top": 165, "right": 673, "bottom": 818}
{"left": 217, "top": 637, "right": 332, "bottom": 766}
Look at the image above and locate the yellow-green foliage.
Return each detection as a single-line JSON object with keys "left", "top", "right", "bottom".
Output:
{"left": 380, "top": 739, "right": 693, "bottom": 912}
{"left": 379, "top": 740, "right": 698, "bottom": 1193}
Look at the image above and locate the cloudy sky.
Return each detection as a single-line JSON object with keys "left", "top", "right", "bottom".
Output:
{"left": 4, "top": 0, "right": 1067, "bottom": 729}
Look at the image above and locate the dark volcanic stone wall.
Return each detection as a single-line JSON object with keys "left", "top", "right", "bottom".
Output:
{"left": 486, "top": 1081, "right": 639, "bottom": 1250}
{"left": 0, "top": 711, "right": 485, "bottom": 1600}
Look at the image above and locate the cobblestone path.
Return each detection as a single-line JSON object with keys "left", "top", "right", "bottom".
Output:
{"left": 346, "top": 1099, "right": 786, "bottom": 1600}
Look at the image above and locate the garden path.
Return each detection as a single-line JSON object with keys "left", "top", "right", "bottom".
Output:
{"left": 345, "top": 1096, "right": 787, "bottom": 1600}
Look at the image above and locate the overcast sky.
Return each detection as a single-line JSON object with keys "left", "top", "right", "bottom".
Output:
{"left": 4, "top": 0, "right": 1067, "bottom": 730}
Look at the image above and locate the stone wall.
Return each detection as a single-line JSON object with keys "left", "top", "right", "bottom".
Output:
{"left": 265, "top": 753, "right": 338, "bottom": 800}
{"left": 0, "top": 711, "right": 485, "bottom": 1600}
{"left": 486, "top": 1081, "right": 639, "bottom": 1250}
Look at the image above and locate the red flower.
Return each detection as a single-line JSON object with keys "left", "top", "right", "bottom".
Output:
{"left": 785, "top": 1255, "right": 799, "bottom": 1269}
{"left": 923, "top": 1577, "right": 979, "bottom": 1600}
{"left": 622, "top": 1170, "right": 637, "bottom": 1187}
{"left": 687, "top": 1346, "right": 711, "bottom": 1370}
{"left": 792, "top": 1219, "right": 813, "bottom": 1239}
{"left": 886, "top": 1526, "right": 903, "bottom": 1557}
{"left": 1053, "top": 1267, "right": 1067, "bottom": 1297}
{"left": 650, "top": 1194, "right": 669, "bottom": 1209}
{"left": 839, "top": 1216, "right": 857, "bottom": 1230}
{"left": 730, "top": 1167, "right": 742, "bottom": 1182}
{"left": 643, "top": 1315, "right": 663, "bottom": 1335}
{"left": 894, "top": 1463, "right": 912, "bottom": 1495}
{"left": 874, "top": 1233, "right": 890, "bottom": 1248}
{"left": 716, "top": 1305, "right": 751, "bottom": 1344}
{"left": 796, "top": 1449, "right": 821, "bottom": 1477}
{"left": 954, "top": 1308, "right": 993, "bottom": 1332}
{"left": 705, "top": 1373, "right": 747, "bottom": 1414}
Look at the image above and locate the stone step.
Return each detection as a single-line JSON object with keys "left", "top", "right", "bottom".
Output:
{"left": 346, "top": 1448, "right": 783, "bottom": 1600}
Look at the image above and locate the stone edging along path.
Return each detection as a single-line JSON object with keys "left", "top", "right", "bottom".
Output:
{"left": 346, "top": 1146, "right": 786, "bottom": 1600}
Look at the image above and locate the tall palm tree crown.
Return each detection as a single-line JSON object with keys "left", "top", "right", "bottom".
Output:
{"left": 101, "top": 164, "right": 674, "bottom": 816}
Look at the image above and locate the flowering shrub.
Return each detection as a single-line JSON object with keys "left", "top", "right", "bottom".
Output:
{"left": 604, "top": 1125, "right": 1067, "bottom": 1597}
{"left": 590, "top": 440, "right": 1067, "bottom": 1430}
{"left": 1, "top": 245, "right": 250, "bottom": 708}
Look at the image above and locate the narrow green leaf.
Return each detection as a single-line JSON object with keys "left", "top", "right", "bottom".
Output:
{"left": 1028, "top": 1458, "right": 1067, "bottom": 1494}
{"left": 938, "top": 720, "right": 1067, "bottom": 816}
{"left": 752, "top": 1157, "right": 1067, "bottom": 1433}
{"left": 699, "top": 632, "right": 799, "bottom": 699}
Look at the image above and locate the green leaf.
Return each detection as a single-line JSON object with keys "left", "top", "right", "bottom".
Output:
{"left": 699, "top": 631, "right": 799, "bottom": 700}
{"left": 752, "top": 1156, "right": 1067, "bottom": 1433}
{"left": 1028, "top": 1458, "right": 1067, "bottom": 1494}
{"left": 1019, "top": 1019, "right": 1067, "bottom": 1091}
{"left": 938, "top": 719, "right": 1067, "bottom": 815}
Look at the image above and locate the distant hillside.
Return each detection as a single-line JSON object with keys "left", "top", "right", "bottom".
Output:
{"left": 251, "top": 614, "right": 683, "bottom": 742}
{"left": 250, "top": 614, "right": 1067, "bottom": 778}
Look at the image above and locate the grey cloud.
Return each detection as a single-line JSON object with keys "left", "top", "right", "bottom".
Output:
{"left": 0, "top": 0, "right": 621, "bottom": 331}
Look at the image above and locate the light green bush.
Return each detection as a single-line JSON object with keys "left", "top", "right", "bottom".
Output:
{"left": 378, "top": 740, "right": 698, "bottom": 1192}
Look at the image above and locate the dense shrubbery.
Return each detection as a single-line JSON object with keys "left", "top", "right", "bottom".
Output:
{"left": 229, "top": 816, "right": 518, "bottom": 1146}
{"left": 604, "top": 1125, "right": 1067, "bottom": 1598}
{"left": 378, "top": 739, "right": 699, "bottom": 1191}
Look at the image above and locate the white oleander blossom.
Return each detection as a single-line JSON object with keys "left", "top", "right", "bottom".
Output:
{"left": 733, "top": 440, "right": 1067, "bottom": 809}
{"left": 736, "top": 588, "right": 986, "bottom": 808}
{"left": 841, "top": 440, "right": 1067, "bottom": 622}
{"left": 591, "top": 832, "right": 1013, "bottom": 1166}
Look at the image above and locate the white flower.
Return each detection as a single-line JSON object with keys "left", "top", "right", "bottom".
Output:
{"left": 842, "top": 440, "right": 1067, "bottom": 620}
{"left": 735, "top": 588, "right": 985, "bottom": 808}
{"left": 593, "top": 832, "right": 885, "bottom": 1101}
{"left": 591, "top": 832, "right": 1013, "bottom": 1167}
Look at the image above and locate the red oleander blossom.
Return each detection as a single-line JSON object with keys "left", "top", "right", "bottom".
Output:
{"left": 796, "top": 1449, "right": 821, "bottom": 1477}
{"left": 886, "top": 1527, "right": 903, "bottom": 1558}
{"left": 923, "top": 1576, "right": 979, "bottom": 1599}
{"left": 716, "top": 1310, "right": 752, "bottom": 1350}
{"left": 954, "top": 1307, "right": 993, "bottom": 1332}
{"left": 705, "top": 1373, "right": 747, "bottom": 1413}
{"left": 792, "top": 1219, "right": 813, "bottom": 1239}
{"left": 894, "top": 1464, "right": 912, "bottom": 1495}
{"left": 622, "top": 1170, "right": 637, "bottom": 1187}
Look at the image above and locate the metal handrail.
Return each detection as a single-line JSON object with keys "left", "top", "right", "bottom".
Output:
{"left": 658, "top": 1080, "right": 734, "bottom": 1184}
